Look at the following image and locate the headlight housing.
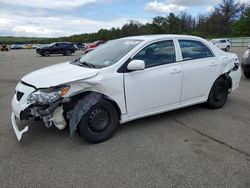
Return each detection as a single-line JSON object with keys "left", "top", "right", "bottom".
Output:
{"left": 243, "top": 49, "right": 250, "bottom": 59}
{"left": 27, "top": 86, "right": 70, "bottom": 105}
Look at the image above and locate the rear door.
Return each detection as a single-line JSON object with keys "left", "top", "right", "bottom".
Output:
{"left": 51, "top": 43, "right": 60, "bottom": 54}
{"left": 178, "top": 39, "right": 220, "bottom": 104}
{"left": 124, "top": 40, "right": 182, "bottom": 117}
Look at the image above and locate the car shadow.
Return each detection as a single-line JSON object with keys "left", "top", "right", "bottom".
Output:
{"left": 118, "top": 104, "right": 205, "bottom": 134}
{"left": 17, "top": 99, "right": 233, "bottom": 146}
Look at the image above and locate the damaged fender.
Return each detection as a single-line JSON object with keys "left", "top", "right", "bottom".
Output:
{"left": 219, "top": 54, "right": 241, "bottom": 92}
{"left": 66, "top": 92, "right": 102, "bottom": 138}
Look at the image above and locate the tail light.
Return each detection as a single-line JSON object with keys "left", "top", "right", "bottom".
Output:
{"left": 89, "top": 44, "right": 96, "bottom": 48}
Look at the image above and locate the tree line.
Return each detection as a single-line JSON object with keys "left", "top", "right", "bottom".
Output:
{"left": 1, "top": 0, "right": 249, "bottom": 44}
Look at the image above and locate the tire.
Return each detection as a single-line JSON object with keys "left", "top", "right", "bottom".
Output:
{"left": 78, "top": 98, "right": 119, "bottom": 144}
{"left": 43, "top": 50, "right": 50, "bottom": 56}
{"left": 207, "top": 78, "right": 229, "bottom": 109}
{"left": 65, "top": 50, "right": 72, "bottom": 56}
{"left": 244, "top": 71, "right": 250, "bottom": 78}
{"left": 226, "top": 46, "right": 230, "bottom": 51}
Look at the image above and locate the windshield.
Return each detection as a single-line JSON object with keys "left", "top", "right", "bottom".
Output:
{"left": 78, "top": 39, "right": 142, "bottom": 68}
{"left": 47, "top": 42, "right": 56, "bottom": 47}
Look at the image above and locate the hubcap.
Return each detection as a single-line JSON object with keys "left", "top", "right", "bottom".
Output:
{"left": 215, "top": 87, "right": 225, "bottom": 101}
{"left": 89, "top": 108, "right": 109, "bottom": 132}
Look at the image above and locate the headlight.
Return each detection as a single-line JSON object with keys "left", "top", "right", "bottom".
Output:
{"left": 27, "top": 86, "right": 70, "bottom": 105}
{"left": 243, "top": 50, "right": 249, "bottom": 59}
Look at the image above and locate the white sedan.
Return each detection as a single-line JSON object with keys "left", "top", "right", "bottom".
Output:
{"left": 11, "top": 35, "right": 241, "bottom": 143}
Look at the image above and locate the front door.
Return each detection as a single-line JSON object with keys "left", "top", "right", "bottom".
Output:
{"left": 124, "top": 40, "right": 182, "bottom": 117}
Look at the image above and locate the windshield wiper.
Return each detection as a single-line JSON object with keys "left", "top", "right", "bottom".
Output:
{"left": 70, "top": 58, "right": 96, "bottom": 68}
{"left": 79, "top": 61, "right": 96, "bottom": 68}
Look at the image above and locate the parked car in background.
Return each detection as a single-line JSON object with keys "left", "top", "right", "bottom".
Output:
{"left": 242, "top": 47, "right": 250, "bottom": 78}
{"left": 211, "top": 38, "right": 231, "bottom": 51}
{"left": 0, "top": 44, "right": 9, "bottom": 51}
{"left": 75, "top": 43, "right": 85, "bottom": 50}
{"left": 10, "top": 44, "right": 23, "bottom": 50}
{"left": 36, "top": 44, "right": 46, "bottom": 49}
{"left": 22, "top": 44, "right": 33, "bottom": 49}
{"left": 36, "top": 42, "right": 76, "bottom": 56}
{"left": 32, "top": 44, "right": 40, "bottom": 49}
{"left": 83, "top": 40, "right": 106, "bottom": 54}
{"left": 11, "top": 35, "right": 241, "bottom": 143}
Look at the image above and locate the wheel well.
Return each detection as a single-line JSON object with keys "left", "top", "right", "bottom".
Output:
{"left": 218, "top": 73, "right": 232, "bottom": 90}
{"left": 64, "top": 91, "right": 121, "bottom": 119}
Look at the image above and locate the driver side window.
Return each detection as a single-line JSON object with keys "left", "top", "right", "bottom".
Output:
{"left": 133, "top": 40, "right": 176, "bottom": 68}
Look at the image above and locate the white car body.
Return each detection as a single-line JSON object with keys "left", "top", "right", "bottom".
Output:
{"left": 11, "top": 35, "right": 241, "bottom": 141}
{"left": 211, "top": 38, "right": 231, "bottom": 51}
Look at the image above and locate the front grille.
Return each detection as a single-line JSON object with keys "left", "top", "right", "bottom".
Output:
{"left": 16, "top": 91, "right": 24, "bottom": 101}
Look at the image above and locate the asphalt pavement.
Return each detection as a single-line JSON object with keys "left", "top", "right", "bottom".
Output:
{"left": 0, "top": 48, "right": 249, "bottom": 188}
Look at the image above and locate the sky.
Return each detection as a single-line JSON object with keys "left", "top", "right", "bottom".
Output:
{"left": 0, "top": 0, "right": 247, "bottom": 37}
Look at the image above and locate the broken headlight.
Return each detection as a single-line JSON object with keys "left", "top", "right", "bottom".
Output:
{"left": 27, "top": 86, "right": 70, "bottom": 105}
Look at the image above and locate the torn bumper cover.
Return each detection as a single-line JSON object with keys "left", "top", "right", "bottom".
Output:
{"left": 11, "top": 98, "right": 64, "bottom": 141}
{"left": 11, "top": 82, "right": 66, "bottom": 141}
{"left": 11, "top": 84, "right": 102, "bottom": 141}
{"left": 66, "top": 92, "right": 102, "bottom": 139}
{"left": 11, "top": 112, "right": 29, "bottom": 141}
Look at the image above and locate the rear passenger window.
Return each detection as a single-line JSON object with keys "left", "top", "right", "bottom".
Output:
{"left": 179, "top": 40, "right": 214, "bottom": 61}
{"left": 133, "top": 40, "right": 176, "bottom": 68}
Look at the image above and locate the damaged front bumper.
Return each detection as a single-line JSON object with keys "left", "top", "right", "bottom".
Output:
{"left": 11, "top": 112, "right": 29, "bottom": 141}
{"left": 11, "top": 82, "right": 67, "bottom": 141}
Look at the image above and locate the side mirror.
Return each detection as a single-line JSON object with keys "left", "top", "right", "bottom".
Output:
{"left": 127, "top": 60, "right": 145, "bottom": 71}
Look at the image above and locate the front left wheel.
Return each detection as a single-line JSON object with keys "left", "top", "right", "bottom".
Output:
{"left": 43, "top": 50, "right": 50, "bottom": 56}
{"left": 78, "top": 98, "right": 119, "bottom": 144}
{"left": 207, "top": 78, "right": 229, "bottom": 109}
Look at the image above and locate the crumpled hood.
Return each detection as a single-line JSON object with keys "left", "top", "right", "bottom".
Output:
{"left": 22, "top": 62, "right": 99, "bottom": 88}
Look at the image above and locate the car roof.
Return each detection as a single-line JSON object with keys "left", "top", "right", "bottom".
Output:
{"left": 211, "top": 38, "right": 228, "bottom": 41}
{"left": 53, "top": 42, "right": 72, "bottom": 44}
{"left": 121, "top": 34, "right": 204, "bottom": 42}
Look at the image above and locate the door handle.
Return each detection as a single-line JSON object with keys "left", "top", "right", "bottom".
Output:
{"left": 170, "top": 69, "right": 181, "bottom": 74}
{"left": 210, "top": 62, "right": 217, "bottom": 67}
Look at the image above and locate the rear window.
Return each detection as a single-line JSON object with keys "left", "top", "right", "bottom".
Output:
{"left": 220, "top": 40, "right": 227, "bottom": 43}
{"left": 179, "top": 40, "right": 214, "bottom": 61}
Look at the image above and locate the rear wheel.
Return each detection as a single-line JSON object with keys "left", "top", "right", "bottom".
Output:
{"left": 225, "top": 46, "right": 230, "bottom": 51}
{"left": 65, "top": 50, "right": 72, "bottom": 56}
{"left": 78, "top": 98, "right": 119, "bottom": 144}
{"left": 207, "top": 78, "right": 229, "bottom": 109}
{"left": 244, "top": 71, "right": 250, "bottom": 78}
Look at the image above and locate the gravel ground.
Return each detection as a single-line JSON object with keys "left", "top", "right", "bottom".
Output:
{"left": 0, "top": 48, "right": 249, "bottom": 188}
